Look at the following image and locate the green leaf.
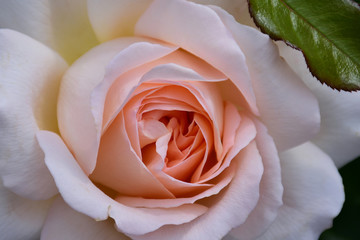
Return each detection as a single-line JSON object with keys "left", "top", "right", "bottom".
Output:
{"left": 248, "top": 0, "right": 360, "bottom": 91}
{"left": 319, "top": 156, "right": 360, "bottom": 239}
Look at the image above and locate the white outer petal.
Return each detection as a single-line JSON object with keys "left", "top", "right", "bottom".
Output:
{"left": 0, "top": 179, "right": 52, "bottom": 240}
{"left": 87, "top": 0, "right": 153, "bottom": 42}
{"left": 41, "top": 197, "right": 130, "bottom": 240}
{"left": 190, "top": 0, "right": 256, "bottom": 27}
{"left": 0, "top": 29, "right": 66, "bottom": 200}
{"left": 277, "top": 41, "right": 360, "bottom": 167}
{"left": 257, "top": 142, "right": 344, "bottom": 240}
{"left": 0, "top": 0, "right": 98, "bottom": 63}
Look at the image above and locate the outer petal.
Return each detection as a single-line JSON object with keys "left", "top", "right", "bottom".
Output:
{"left": 0, "top": 29, "right": 66, "bottom": 199}
{"left": 0, "top": 0, "right": 98, "bottom": 63}
{"left": 0, "top": 180, "right": 52, "bottom": 240}
{"left": 37, "top": 131, "right": 207, "bottom": 236}
{"left": 190, "top": 0, "right": 256, "bottom": 27}
{"left": 257, "top": 142, "right": 344, "bottom": 240}
{"left": 41, "top": 197, "right": 129, "bottom": 240}
{"left": 277, "top": 41, "right": 360, "bottom": 167}
{"left": 230, "top": 119, "right": 283, "bottom": 239}
{"left": 212, "top": 6, "right": 321, "bottom": 151}
{"left": 87, "top": 0, "right": 153, "bottom": 42}
{"left": 58, "top": 37, "right": 176, "bottom": 175}
{"left": 135, "top": 0, "right": 258, "bottom": 114}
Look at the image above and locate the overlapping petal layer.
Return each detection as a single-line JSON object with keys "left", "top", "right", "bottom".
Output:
{"left": 37, "top": 131, "right": 208, "bottom": 236}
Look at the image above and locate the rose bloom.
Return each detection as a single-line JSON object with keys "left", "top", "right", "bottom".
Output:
{"left": 1, "top": 0, "right": 359, "bottom": 240}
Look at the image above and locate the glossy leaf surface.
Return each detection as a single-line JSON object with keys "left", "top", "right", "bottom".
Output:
{"left": 248, "top": 0, "right": 360, "bottom": 91}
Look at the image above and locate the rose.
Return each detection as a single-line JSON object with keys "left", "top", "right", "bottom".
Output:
{"left": 0, "top": 0, "right": 359, "bottom": 239}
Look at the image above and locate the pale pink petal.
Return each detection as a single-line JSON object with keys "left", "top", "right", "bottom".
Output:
{"left": 230, "top": 119, "right": 283, "bottom": 239}
{"left": 0, "top": 0, "right": 98, "bottom": 63}
{"left": 87, "top": 0, "right": 153, "bottom": 42}
{"left": 0, "top": 29, "right": 66, "bottom": 199}
{"left": 135, "top": 0, "right": 258, "bottom": 114}
{"left": 130, "top": 141, "right": 264, "bottom": 240}
{"left": 212, "top": 6, "right": 321, "bottom": 151}
{"left": 116, "top": 165, "right": 235, "bottom": 208}
{"left": 277, "top": 41, "right": 360, "bottom": 167}
{"left": 102, "top": 49, "right": 226, "bottom": 132}
{"left": 37, "top": 131, "right": 207, "bottom": 235}
{"left": 41, "top": 197, "right": 129, "bottom": 240}
{"left": 90, "top": 112, "right": 174, "bottom": 199}
{"left": 141, "top": 143, "right": 214, "bottom": 197}
{"left": 136, "top": 65, "right": 225, "bottom": 162}
{"left": 0, "top": 180, "right": 52, "bottom": 240}
{"left": 94, "top": 42, "right": 178, "bottom": 133}
{"left": 256, "top": 142, "right": 344, "bottom": 240}
{"left": 104, "top": 64, "right": 226, "bottom": 164}
{"left": 58, "top": 37, "right": 175, "bottom": 175}
{"left": 189, "top": 0, "right": 255, "bottom": 26}
{"left": 138, "top": 119, "right": 170, "bottom": 148}
{"left": 199, "top": 112, "right": 257, "bottom": 183}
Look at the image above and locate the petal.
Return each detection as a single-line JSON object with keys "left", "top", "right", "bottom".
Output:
{"left": 211, "top": 6, "right": 321, "bottom": 151}
{"left": 135, "top": 0, "right": 258, "bottom": 114}
{"left": 41, "top": 197, "right": 129, "bottom": 240}
{"left": 130, "top": 141, "right": 264, "bottom": 240}
{"left": 0, "top": 29, "right": 66, "bottom": 199}
{"left": 103, "top": 62, "right": 225, "bottom": 158}
{"left": 37, "top": 131, "right": 207, "bottom": 235}
{"left": 0, "top": 0, "right": 98, "bottom": 63}
{"left": 115, "top": 166, "right": 234, "bottom": 208}
{"left": 189, "top": 0, "right": 255, "bottom": 26}
{"left": 58, "top": 37, "right": 175, "bottom": 175}
{"left": 87, "top": 0, "right": 153, "bottom": 42}
{"left": 102, "top": 50, "right": 225, "bottom": 131}
{"left": 257, "top": 142, "right": 344, "bottom": 240}
{"left": 277, "top": 41, "right": 360, "bottom": 167}
{"left": 90, "top": 112, "right": 174, "bottom": 199}
{"left": 230, "top": 119, "right": 283, "bottom": 239}
{"left": 0, "top": 179, "right": 52, "bottom": 240}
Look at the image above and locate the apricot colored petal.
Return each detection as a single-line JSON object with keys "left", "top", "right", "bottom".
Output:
{"left": 200, "top": 113, "right": 257, "bottom": 183}
{"left": 277, "top": 41, "right": 360, "bottom": 167}
{"left": 37, "top": 130, "right": 208, "bottom": 235}
{"left": 91, "top": 113, "right": 174, "bottom": 199}
{"left": 130, "top": 141, "right": 264, "bottom": 240}
{"left": 116, "top": 165, "right": 234, "bottom": 208}
{"left": 212, "top": 6, "right": 321, "bottom": 151}
{"left": 94, "top": 42, "right": 178, "bottom": 132}
{"left": 0, "top": 0, "right": 98, "bottom": 63}
{"left": 58, "top": 37, "right": 175, "bottom": 175}
{"left": 257, "top": 143, "right": 344, "bottom": 240}
{"left": 103, "top": 50, "right": 226, "bottom": 131}
{"left": 140, "top": 144, "right": 212, "bottom": 198}
{"left": 41, "top": 197, "right": 129, "bottom": 240}
{"left": 0, "top": 29, "right": 66, "bottom": 199}
{"left": 135, "top": 0, "right": 258, "bottom": 114}
{"left": 0, "top": 180, "right": 52, "bottom": 240}
{"left": 136, "top": 63, "right": 225, "bottom": 160}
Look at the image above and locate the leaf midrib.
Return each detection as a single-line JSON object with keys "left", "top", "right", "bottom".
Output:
{"left": 277, "top": 0, "right": 359, "bottom": 68}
